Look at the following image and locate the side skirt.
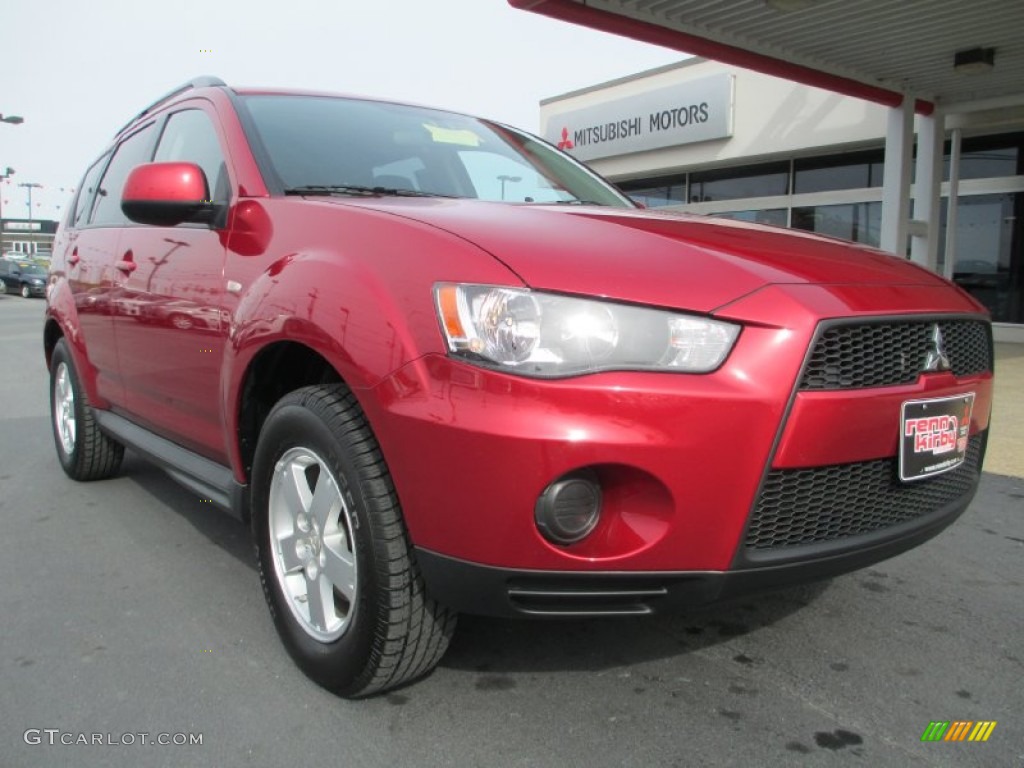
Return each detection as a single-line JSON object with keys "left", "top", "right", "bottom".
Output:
{"left": 93, "top": 410, "right": 249, "bottom": 521}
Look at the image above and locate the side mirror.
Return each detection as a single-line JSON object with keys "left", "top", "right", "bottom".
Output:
{"left": 121, "top": 162, "right": 215, "bottom": 227}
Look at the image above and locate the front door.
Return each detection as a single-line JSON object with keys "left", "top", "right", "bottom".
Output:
{"left": 111, "top": 106, "right": 233, "bottom": 462}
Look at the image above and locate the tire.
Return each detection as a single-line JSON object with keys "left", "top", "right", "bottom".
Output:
{"left": 252, "top": 384, "right": 456, "bottom": 697}
{"left": 169, "top": 313, "right": 193, "bottom": 330}
{"left": 21, "top": 284, "right": 31, "bottom": 298}
{"left": 50, "top": 338, "right": 125, "bottom": 480}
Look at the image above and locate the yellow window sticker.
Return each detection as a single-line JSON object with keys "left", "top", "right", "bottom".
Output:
{"left": 423, "top": 124, "right": 481, "bottom": 147}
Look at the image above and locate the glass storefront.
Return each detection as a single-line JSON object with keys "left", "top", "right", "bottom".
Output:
{"left": 792, "top": 202, "right": 882, "bottom": 247}
{"left": 621, "top": 181, "right": 686, "bottom": 208}
{"left": 794, "top": 150, "right": 885, "bottom": 194}
{"left": 615, "top": 131, "right": 1024, "bottom": 324}
{"left": 711, "top": 209, "right": 788, "bottom": 227}
{"left": 688, "top": 162, "right": 789, "bottom": 202}
{"left": 941, "top": 193, "right": 1022, "bottom": 324}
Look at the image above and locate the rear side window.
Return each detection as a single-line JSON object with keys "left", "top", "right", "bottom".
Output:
{"left": 90, "top": 124, "right": 157, "bottom": 227}
{"left": 154, "top": 109, "right": 230, "bottom": 203}
{"left": 71, "top": 154, "right": 109, "bottom": 228}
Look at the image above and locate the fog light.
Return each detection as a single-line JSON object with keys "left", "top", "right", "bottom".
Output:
{"left": 535, "top": 471, "right": 602, "bottom": 544}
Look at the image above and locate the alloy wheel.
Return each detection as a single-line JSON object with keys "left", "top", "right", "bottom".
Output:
{"left": 53, "top": 362, "right": 76, "bottom": 455}
{"left": 268, "top": 447, "right": 358, "bottom": 642}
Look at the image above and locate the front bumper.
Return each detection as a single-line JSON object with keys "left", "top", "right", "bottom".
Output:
{"left": 361, "top": 284, "right": 992, "bottom": 614}
{"left": 415, "top": 444, "right": 981, "bottom": 617}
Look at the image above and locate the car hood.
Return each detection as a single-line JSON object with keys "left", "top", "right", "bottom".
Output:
{"left": 325, "top": 198, "right": 950, "bottom": 313}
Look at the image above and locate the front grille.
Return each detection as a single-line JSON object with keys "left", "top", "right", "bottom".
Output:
{"left": 745, "top": 435, "right": 983, "bottom": 551}
{"left": 800, "top": 319, "right": 990, "bottom": 390}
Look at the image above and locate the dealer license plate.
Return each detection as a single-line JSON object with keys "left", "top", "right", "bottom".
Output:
{"left": 899, "top": 394, "right": 975, "bottom": 482}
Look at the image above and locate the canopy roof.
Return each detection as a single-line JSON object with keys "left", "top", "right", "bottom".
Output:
{"left": 511, "top": 0, "right": 1024, "bottom": 115}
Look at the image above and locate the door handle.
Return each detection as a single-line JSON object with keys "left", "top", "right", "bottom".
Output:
{"left": 68, "top": 247, "right": 80, "bottom": 267}
{"left": 115, "top": 250, "right": 137, "bottom": 274}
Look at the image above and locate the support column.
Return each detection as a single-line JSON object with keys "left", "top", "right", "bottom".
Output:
{"left": 943, "top": 127, "right": 963, "bottom": 280}
{"left": 910, "top": 109, "right": 944, "bottom": 271}
{"left": 880, "top": 96, "right": 914, "bottom": 256}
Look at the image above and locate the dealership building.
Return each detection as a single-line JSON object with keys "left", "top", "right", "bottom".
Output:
{"left": 541, "top": 56, "right": 1023, "bottom": 340}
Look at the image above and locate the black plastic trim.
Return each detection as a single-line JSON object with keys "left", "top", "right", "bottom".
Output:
{"left": 797, "top": 313, "right": 992, "bottom": 390}
{"left": 114, "top": 76, "right": 226, "bottom": 138}
{"left": 93, "top": 410, "right": 247, "bottom": 521}
{"left": 414, "top": 490, "right": 967, "bottom": 619}
{"left": 741, "top": 441, "right": 983, "bottom": 567}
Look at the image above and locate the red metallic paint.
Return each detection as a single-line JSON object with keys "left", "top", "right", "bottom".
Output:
{"left": 45, "top": 83, "right": 990, "bottom": 584}
{"left": 775, "top": 372, "right": 993, "bottom": 469}
{"left": 330, "top": 198, "right": 953, "bottom": 312}
{"left": 122, "top": 162, "right": 208, "bottom": 203}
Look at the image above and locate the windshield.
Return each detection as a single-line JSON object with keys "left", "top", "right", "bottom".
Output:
{"left": 18, "top": 264, "right": 47, "bottom": 276}
{"left": 239, "top": 95, "right": 633, "bottom": 207}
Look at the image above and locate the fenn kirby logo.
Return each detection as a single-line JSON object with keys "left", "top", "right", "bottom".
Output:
{"left": 920, "top": 720, "right": 997, "bottom": 742}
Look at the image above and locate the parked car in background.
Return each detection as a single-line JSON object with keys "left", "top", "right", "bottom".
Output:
{"left": 0, "top": 260, "right": 47, "bottom": 297}
{"left": 44, "top": 77, "right": 994, "bottom": 698}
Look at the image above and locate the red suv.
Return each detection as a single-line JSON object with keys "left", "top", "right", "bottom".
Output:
{"left": 45, "top": 77, "right": 993, "bottom": 697}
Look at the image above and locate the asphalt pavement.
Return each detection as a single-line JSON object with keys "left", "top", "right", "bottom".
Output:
{"left": 1, "top": 293, "right": 1021, "bottom": 768}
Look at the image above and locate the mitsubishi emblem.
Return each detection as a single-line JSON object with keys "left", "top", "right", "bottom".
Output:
{"left": 922, "top": 325, "right": 952, "bottom": 372}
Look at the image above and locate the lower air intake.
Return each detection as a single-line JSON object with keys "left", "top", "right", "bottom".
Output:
{"left": 745, "top": 435, "right": 983, "bottom": 552}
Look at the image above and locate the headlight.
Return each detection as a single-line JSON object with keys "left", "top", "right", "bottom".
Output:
{"left": 435, "top": 283, "right": 740, "bottom": 377}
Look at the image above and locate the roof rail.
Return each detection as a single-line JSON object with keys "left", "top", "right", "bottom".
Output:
{"left": 114, "top": 76, "right": 227, "bottom": 137}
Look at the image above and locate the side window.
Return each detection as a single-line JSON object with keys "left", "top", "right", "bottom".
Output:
{"left": 91, "top": 124, "right": 157, "bottom": 227}
{"left": 154, "top": 109, "right": 230, "bottom": 203}
{"left": 71, "top": 154, "right": 109, "bottom": 228}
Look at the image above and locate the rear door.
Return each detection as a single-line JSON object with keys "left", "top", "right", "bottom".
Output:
{"left": 111, "top": 104, "right": 232, "bottom": 462}
{"left": 65, "top": 124, "right": 158, "bottom": 408}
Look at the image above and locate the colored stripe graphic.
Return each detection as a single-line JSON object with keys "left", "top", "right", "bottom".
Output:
{"left": 968, "top": 721, "right": 997, "bottom": 742}
{"left": 921, "top": 720, "right": 997, "bottom": 742}
{"left": 944, "top": 721, "right": 972, "bottom": 741}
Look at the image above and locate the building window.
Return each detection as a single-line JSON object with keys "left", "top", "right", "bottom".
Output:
{"left": 791, "top": 202, "right": 882, "bottom": 248}
{"left": 939, "top": 192, "right": 1022, "bottom": 324}
{"left": 945, "top": 133, "right": 1023, "bottom": 182}
{"left": 793, "top": 150, "right": 885, "bottom": 193}
{"left": 711, "top": 209, "right": 788, "bottom": 227}
{"left": 689, "top": 162, "right": 789, "bottom": 202}
{"left": 617, "top": 178, "right": 686, "bottom": 208}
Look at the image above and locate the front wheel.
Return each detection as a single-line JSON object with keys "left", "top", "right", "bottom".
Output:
{"left": 252, "top": 384, "right": 456, "bottom": 697}
{"left": 21, "top": 284, "right": 31, "bottom": 298}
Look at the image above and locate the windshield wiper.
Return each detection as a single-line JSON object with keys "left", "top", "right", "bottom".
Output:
{"left": 283, "top": 184, "right": 450, "bottom": 198}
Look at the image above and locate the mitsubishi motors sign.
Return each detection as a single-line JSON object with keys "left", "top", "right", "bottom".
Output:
{"left": 544, "top": 74, "right": 734, "bottom": 161}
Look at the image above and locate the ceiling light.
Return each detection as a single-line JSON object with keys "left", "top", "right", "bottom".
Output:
{"left": 954, "top": 47, "right": 995, "bottom": 75}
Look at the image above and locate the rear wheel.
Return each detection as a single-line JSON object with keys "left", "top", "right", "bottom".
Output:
{"left": 50, "top": 338, "right": 124, "bottom": 480}
{"left": 252, "top": 384, "right": 456, "bottom": 697}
